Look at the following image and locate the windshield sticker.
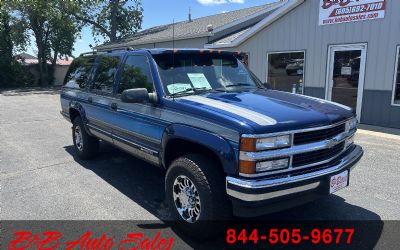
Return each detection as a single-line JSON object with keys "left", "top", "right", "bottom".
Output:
{"left": 187, "top": 73, "right": 212, "bottom": 90}
{"left": 167, "top": 83, "right": 193, "bottom": 94}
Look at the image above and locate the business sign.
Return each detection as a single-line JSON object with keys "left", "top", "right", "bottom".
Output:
{"left": 319, "top": 0, "right": 386, "bottom": 26}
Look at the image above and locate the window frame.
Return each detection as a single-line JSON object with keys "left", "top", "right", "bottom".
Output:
{"left": 391, "top": 46, "right": 400, "bottom": 107}
{"left": 115, "top": 54, "right": 156, "bottom": 96}
{"left": 90, "top": 55, "right": 122, "bottom": 97}
{"left": 266, "top": 50, "right": 306, "bottom": 91}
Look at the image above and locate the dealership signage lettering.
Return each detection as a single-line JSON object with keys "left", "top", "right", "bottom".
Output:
{"left": 319, "top": 0, "right": 386, "bottom": 25}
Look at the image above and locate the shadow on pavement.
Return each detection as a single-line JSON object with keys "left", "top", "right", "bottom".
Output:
{"left": 64, "top": 142, "right": 384, "bottom": 249}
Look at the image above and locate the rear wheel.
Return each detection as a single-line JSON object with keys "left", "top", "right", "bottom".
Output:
{"left": 165, "top": 154, "right": 231, "bottom": 237}
{"left": 72, "top": 117, "right": 99, "bottom": 159}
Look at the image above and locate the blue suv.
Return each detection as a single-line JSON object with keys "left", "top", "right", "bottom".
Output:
{"left": 60, "top": 49, "right": 363, "bottom": 225}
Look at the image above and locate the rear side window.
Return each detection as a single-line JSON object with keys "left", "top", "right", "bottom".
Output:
{"left": 92, "top": 56, "right": 120, "bottom": 94}
{"left": 118, "top": 55, "right": 154, "bottom": 94}
{"left": 63, "top": 56, "right": 95, "bottom": 89}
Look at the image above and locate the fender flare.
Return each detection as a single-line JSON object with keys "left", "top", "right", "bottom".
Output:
{"left": 69, "top": 101, "right": 92, "bottom": 135}
{"left": 161, "top": 123, "right": 238, "bottom": 175}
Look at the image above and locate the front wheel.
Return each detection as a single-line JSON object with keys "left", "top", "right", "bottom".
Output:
{"left": 165, "top": 154, "right": 231, "bottom": 237}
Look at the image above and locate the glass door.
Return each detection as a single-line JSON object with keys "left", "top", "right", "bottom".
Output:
{"left": 326, "top": 44, "right": 367, "bottom": 121}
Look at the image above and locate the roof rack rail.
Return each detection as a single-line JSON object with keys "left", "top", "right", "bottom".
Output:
{"left": 79, "top": 51, "right": 98, "bottom": 57}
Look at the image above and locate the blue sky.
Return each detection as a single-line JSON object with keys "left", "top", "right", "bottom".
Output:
{"left": 28, "top": 0, "right": 277, "bottom": 57}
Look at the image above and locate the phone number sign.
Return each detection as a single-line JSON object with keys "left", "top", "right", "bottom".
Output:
{"left": 319, "top": 0, "right": 386, "bottom": 26}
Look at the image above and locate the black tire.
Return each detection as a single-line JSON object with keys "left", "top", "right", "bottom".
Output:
{"left": 165, "top": 154, "right": 231, "bottom": 238}
{"left": 72, "top": 117, "right": 99, "bottom": 160}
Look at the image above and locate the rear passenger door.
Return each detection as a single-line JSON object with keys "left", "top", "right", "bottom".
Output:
{"left": 84, "top": 55, "right": 121, "bottom": 144}
{"left": 110, "top": 54, "right": 164, "bottom": 165}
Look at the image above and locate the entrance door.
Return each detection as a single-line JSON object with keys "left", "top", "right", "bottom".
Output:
{"left": 326, "top": 44, "right": 367, "bottom": 120}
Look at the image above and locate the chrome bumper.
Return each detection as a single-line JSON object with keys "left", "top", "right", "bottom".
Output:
{"left": 226, "top": 145, "right": 363, "bottom": 202}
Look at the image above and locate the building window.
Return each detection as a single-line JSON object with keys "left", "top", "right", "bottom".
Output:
{"left": 267, "top": 51, "right": 305, "bottom": 93}
{"left": 393, "top": 46, "right": 400, "bottom": 105}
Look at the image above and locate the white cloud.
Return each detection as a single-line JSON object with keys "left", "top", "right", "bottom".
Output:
{"left": 197, "top": 0, "right": 245, "bottom": 6}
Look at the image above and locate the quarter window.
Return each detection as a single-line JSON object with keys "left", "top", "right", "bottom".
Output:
{"left": 393, "top": 46, "right": 400, "bottom": 105}
{"left": 92, "top": 56, "right": 120, "bottom": 94}
{"left": 118, "top": 55, "right": 154, "bottom": 93}
{"left": 63, "top": 56, "right": 95, "bottom": 89}
{"left": 267, "top": 51, "right": 305, "bottom": 93}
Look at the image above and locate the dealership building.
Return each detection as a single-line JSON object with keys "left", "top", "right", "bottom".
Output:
{"left": 98, "top": 0, "right": 400, "bottom": 129}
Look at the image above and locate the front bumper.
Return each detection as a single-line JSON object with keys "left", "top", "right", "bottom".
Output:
{"left": 226, "top": 144, "right": 363, "bottom": 217}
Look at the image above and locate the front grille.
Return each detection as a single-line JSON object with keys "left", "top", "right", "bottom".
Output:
{"left": 293, "top": 123, "right": 346, "bottom": 145}
{"left": 292, "top": 142, "right": 345, "bottom": 167}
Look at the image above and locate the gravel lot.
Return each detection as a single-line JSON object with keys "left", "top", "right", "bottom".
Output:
{"left": 1, "top": 89, "right": 399, "bottom": 248}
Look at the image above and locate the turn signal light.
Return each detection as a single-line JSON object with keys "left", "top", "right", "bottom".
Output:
{"left": 239, "top": 160, "right": 256, "bottom": 174}
{"left": 240, "top": 138, "right": 256, "bottom": 152}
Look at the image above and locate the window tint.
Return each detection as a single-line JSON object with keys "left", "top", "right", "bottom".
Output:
{"left": 63, "top": 56, "right": 95, "bottom": 89}
{"left": 393, "top": 47, "right": 400, "bottom": 105}
{"left": 267, "top": 52, "right": 305, "bottom": 94}
{"left": 118, "top": 55, "right": 154, "bottom": 93}
{"left": 92, "top": 56, "right": 120, "bottom": 94}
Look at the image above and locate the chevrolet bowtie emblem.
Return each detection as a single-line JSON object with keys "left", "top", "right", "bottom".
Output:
{"left": 327, "top": 138, "right": 339, "bottom": 148}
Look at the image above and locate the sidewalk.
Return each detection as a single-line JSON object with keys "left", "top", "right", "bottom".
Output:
{"left": 358, "top": 124, "right": 400, "bottom": 141}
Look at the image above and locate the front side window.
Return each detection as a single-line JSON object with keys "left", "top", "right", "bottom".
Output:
{"left": 393, "top": 47, "right": 400, "bottom": 105}
{"left": 118, "top": 55, "right": 154, "bottom": 94}
{"left": 92, "top": 56, "right": 120, "bottom": 94}
{"left": 153, "top": 52, "right": 261, "bottom": 96}
{"left": 267, "top": 51, "right": 305, "bottom": 93}
{"left": 63, "top": 56, "right": 95, "bottom": 89}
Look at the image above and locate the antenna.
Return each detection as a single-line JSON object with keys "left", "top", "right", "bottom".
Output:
{"left": 172, "top": 19, "right": 175, "bottom": 49}
{"left": 188, "top": 7, "right": 192, "bottom": 22}
{"left": 172, "top": 19, "right": 176, "bottom": 101}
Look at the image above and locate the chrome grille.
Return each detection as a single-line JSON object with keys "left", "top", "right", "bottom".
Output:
{"left": 293, "top": 123, "right": 346, "bottom": 145}
{"left": 292, "top": 142, "right": 345, "bottom": 168}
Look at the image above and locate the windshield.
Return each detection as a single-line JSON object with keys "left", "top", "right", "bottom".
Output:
{"left": 152, "top": 52, "right": 262, "bottom": 96}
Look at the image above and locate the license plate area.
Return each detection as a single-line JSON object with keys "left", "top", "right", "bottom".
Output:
{"left": 329, "top": 170, "right": 349, "bottom": 194}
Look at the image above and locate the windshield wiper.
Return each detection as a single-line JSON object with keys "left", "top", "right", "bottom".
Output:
{"left": 169, "top": 88, "right": 195, "bottom": 97}
{"left": 224, "top": 83, "right": 252, "bottom": 88}
{"left": 169, "top": 87, "right": 210, "bottom": 98}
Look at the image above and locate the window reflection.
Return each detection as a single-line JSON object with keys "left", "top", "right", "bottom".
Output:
{"left": 118, "top": 55, "right": 154, "bottom": 93}
{"left": 268, "top": 52, "right": 305, "bottom": 93}
{"left": 64, "top": 56, "right": 95, "bottom": 89}
{"left": 394, "top": 48, "right": 400, "bottom": 105}
{"left": 92, "top": 56, "right": 120, "bottom": 94}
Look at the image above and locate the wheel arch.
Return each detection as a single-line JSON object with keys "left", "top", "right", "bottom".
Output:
{"left": 161, "top": 124, "right": 237, "bottom": 175}
{"left": 69, "top": 101, "right": 92, "bottom": 135}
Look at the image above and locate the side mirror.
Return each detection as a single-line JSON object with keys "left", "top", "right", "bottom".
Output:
{"left": 264, "top": 82, "right": 272, "bottom": 89}
{"left": 121, "top": 88, "right": 149, "bottom": 103}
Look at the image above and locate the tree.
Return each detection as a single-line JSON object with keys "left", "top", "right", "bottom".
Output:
{"left": 0, "top": 3, "right": 29, "bottom": 88}
{"left": 67, "top": 0, "right": 143, "bottom": 43}
{"left": 9, "top": 1, "right": 79, "bottom": 86}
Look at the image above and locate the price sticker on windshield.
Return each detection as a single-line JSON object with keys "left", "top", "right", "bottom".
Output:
{"left": 187, "top": 73, "right": 212, "bottom": 90}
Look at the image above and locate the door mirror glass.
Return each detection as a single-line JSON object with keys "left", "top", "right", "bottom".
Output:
{"left": 121, "top": 88, "right": 149, "bottom": 103}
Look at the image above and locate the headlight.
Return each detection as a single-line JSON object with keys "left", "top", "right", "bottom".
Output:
{"left": 347, "top": 117, "right": 358, "bottom": 131}
{"left": 239, "top": 158, "right": 290, "bottom": 175}
{"left": 256, "top": 158, "right": 289, "bottom": 172}
{"left": 240, "top": 135, "right": 291, "bottom": 152}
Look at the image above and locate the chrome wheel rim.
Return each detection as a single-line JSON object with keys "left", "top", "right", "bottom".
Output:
{"left": 74, "top": 126, "right": 83, "bottom": 151}
{"left": 172, "top": 175, "right": 201, "bottom": 223}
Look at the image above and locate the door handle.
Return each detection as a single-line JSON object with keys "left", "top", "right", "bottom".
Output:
{"left": 88, "top": 96, "right": 93, "bottom": 103}
{"left": 111, "top": 103, "right": 118, "bottom": 111}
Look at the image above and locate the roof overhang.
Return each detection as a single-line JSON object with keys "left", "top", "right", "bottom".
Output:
{"left": 205, "top": 0, "right": 304, "bottom": 49}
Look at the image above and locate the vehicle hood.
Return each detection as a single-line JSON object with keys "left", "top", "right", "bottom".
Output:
{"left": 171, "top": 89, "right": 354, "bottom": 134}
